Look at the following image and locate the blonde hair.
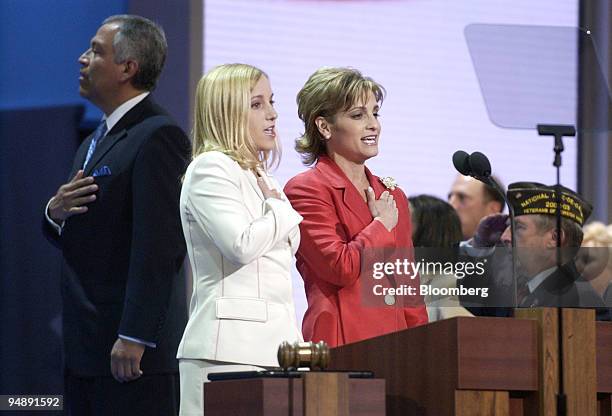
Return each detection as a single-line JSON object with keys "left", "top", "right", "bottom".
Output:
{"left": 583, "top": 222, "right": 612, "bottom": 246}
{"left": 192, "top": 63, "right": 280, "bottom": 170}
{"left": 295, "top": 67, "right": 385, "bottom": 166}
{"left": 581, "top": 221, "right": 612, "bottom": 275}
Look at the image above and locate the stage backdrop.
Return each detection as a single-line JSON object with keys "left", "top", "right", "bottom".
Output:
{"left": 201, "top": 0, "right": 580, "bottom": 324}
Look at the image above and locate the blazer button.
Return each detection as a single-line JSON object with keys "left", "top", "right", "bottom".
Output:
{"left": 384, "top": 294, "right": 396, "bottom": 306}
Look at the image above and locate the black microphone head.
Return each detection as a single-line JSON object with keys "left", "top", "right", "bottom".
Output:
{"left": 469, "top": 151, "right": 492, "bottom": 177}
{"left": 452, "top": 150, "right": 471, "bottom": 175}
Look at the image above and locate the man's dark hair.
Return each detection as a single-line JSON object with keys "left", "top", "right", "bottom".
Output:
{"left": 103, "top": 15, "right": 167, "bottom": 91}
{"left": 483, "top": 175, "right": 505, "bottom": 213}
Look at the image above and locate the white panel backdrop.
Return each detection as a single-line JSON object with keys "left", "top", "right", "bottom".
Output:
{"left": 202, "top": 0, "right": 579, "bottom": 324}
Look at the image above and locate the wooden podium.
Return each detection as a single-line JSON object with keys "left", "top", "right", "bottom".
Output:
{"left": 597, "top": 319, "right": 612, "bottom": 416}
{"left": 203, "top": 309, "right": 611, "bottom": 415}
{"left": 204, "top": 372, "right": 385, "bottom": 415}
{"left": 329, "top": 309, "right": 612, "bottom": 416}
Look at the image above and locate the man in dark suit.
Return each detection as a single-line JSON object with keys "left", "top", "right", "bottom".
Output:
{"left": 461, "top": 182, "right": 607, "bottom": 318}
{"left": 43, "top": 15, "right": 190, "bottom": 415}
{"left": 500, "top": 183, "right": 604, "bottom": 312}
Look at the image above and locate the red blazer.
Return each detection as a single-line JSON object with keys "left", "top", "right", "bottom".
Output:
{"left": 285, "top": 156, "right": 428, "bottom": 347}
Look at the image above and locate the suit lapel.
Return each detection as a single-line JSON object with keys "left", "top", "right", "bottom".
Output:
{"left": 70, "top": 137, "right": 93, "bottom": 177}
{"left": 83, "top": 130, "right": 127, "bottom": 176}
{"left": 316, "top": 156, "right": 372, "bottom": 227}
{"left": 342, "top": 185, "right": 371, "bottom": 227}
{"left": 81, "top": 96, "right": 158, "bottom": 175}
{"left": 532, "top": 263, "right": 579, "bottom": 307}
{"left": 368, "top": 168, "right": 399, "bottom": 241}
{"left": 242, "top": 168, "right": 265, "bottom": 218}
{"left": 245, "top": 167, "right": 281, "bottom": 204}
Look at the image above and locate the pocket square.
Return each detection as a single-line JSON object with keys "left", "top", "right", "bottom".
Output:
{"left": 92, "top": 165, "right": 112, "bottom": 177}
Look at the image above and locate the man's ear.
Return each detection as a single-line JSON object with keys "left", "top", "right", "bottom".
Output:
{"left": 548, "top": 227, "right": 566, "bottom": 248}
{"left": 485, "top": 200, "right": 503, "bottom": 215}
{"left": 315, "top": 116, "right": 332, "bottom": 140}
{"left": 119, "top": 60, "right": 139, "bottom": 83}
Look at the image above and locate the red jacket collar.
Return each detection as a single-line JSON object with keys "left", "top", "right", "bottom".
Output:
{"left": 314, "top": 155, "right": 381, "bottom": 191}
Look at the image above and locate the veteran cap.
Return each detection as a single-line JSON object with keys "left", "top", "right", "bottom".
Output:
{"left": 507, "top": 182, "right": 592, "bottom": 226}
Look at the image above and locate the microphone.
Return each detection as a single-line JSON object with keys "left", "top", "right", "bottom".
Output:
{"left": 468, "top": 151, "right": 492, "bottom": 178}
{"left": 452, "top": 150, "right": 495, "bottom": 188}
{"left": 452, "top": 150, "right": 493, "bottom": 184}
{"left": 467, "top": 152, "right": 506, "bottom": 208}
{"left": 452, "top": 150, "right": 471, "bottom": 176}
{"left": 452, "top": 150, "right": 517, "bottom": 250}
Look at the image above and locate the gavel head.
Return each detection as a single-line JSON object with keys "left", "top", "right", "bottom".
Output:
{"left": 277, "top": 341, "right": 330, "bottom": 371}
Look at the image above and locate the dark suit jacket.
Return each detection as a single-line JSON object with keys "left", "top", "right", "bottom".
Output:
{"left": 460, "top": 250, "right": 609, "bottom": 319}
{"left": 522, "top": 261, "right": 609, "bottom": 320}
{"left": 43, "top": 96, "right": 191, "bottom": 377}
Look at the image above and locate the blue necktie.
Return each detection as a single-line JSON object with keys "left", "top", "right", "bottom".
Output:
{"left": 83, "top": 121, "right": 108, "bottom": 169}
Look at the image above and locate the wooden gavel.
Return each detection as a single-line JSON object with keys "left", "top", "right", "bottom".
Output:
{"left": 277, "top": 341, "right": 330, "bottom": 370}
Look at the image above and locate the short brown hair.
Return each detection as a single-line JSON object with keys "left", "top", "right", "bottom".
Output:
{"left": 483, "top": 175, "right": 505, "bottom": 212}
{"left": 295, "top": 67, "right": 385, "bottom": 166}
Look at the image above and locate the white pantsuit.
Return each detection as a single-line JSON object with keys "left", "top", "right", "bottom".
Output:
{"left": 177, "top": 151, "right": 303, "bottom": 415}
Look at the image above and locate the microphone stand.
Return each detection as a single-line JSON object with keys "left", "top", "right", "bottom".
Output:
{"left": 467, "top": 152, "right": 516, "bottom": 258}
{"left": 537, "top": 123, "right": 576, "bottom": 416}
{"left": 455, "top": 151, "right": 517, "bottom": 316}
{"left": 475, "top": 175, "right": 517, "bottom": 310}
{"left": 486, "top": 176, "right": 518, "bottom": 298}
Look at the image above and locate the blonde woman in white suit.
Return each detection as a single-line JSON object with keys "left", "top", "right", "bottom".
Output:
{"left": 177, "top": 64, "right": 303, "bottom": 416}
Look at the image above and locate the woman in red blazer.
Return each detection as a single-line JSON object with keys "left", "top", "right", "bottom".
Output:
{"left": 285, "top": 67, "right": 428, "bottom": 347}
